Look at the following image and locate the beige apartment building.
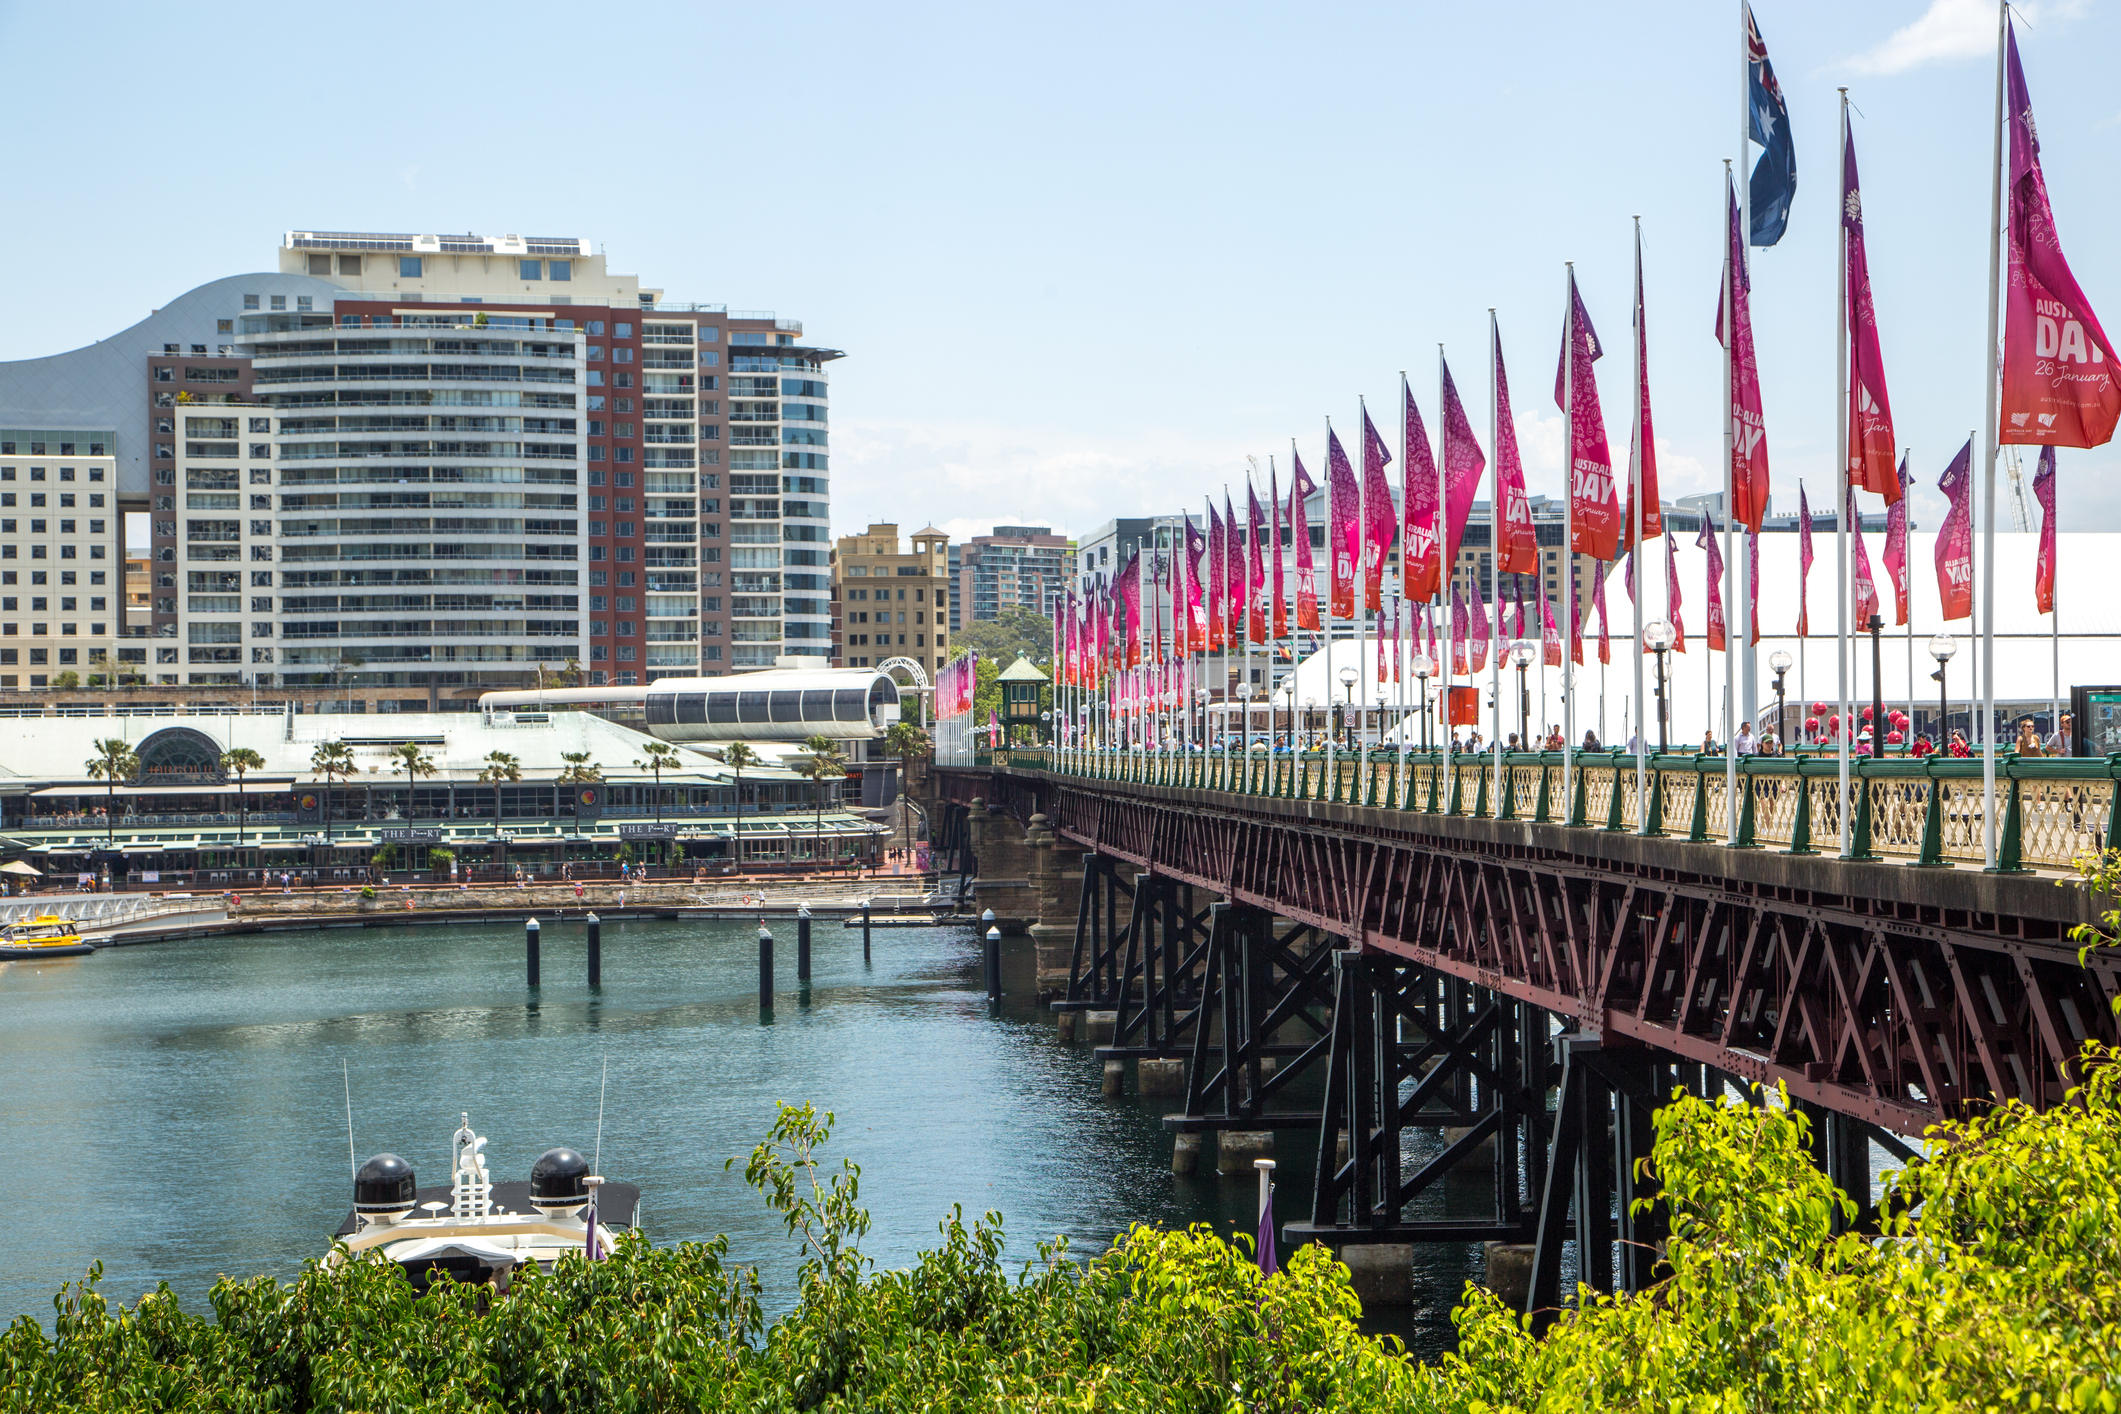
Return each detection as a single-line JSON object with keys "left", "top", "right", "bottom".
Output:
{"left": 0, "top": 430, "right": 122, "bottom": 688}
{"left": 831, "top": 523, "right": 949, "bottom": 680}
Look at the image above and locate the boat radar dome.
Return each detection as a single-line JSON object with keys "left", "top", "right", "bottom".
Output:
{"left": 353, "top": 1153, "right": 417, "bottom": 1221}
{"left": 528, "top": 1146, "right": 591, "bottom": 1213}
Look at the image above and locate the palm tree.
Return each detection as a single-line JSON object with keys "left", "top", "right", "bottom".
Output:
{"left": 220, "top": 747, "right": 266, "bottom": 848}
{"left": 389, "top": 743, "right": 438, "bottom": 823}
{"left": 883, "top": 720, "right": 931, "bottom": 762}
{"left": 477, "top": 750, "right": 521, "bottom": 832}
{"left": 718, "top": 743, "right": 760, "bottom": 869}
{"left": 556, "top": 750, "right": 602, "bottom": 838}
{"left": 85, "top": 738, "right": 139, "bottom": 847}
{"left": 631, "top": 740, "right": 685, "bottom": 827}
{"left": 799, "top": 734, "right": 848, "bottom": 865}
{"left": 310, "top": 740, "right": 356, "bottom": 844}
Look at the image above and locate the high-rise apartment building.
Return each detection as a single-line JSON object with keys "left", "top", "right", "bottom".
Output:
{"left": 829, "top": 523, "right": 949, "bottom": 677}
{"left": 957, "top": 525, "right": 1073, "bottom": 623}
{"left": 0, "top": 230, "right": 840, "bottom": 695}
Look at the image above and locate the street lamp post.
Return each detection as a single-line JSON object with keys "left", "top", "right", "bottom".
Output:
{"left": 1868, "top": 613, "right": 1887, "bottom": 757}
{"left": 1337, "top": 665, "right": 1358, "bottom": 752}
{"left": 1769, "top": 649, "right": 1793, "bottom": 754}
{"left": 1237, "top": 680, "right": 1254, "bottom": 759}
{"left": 1929, "top": 633, "right": 1958, "bottom": 747}
{"left": 1508, "top": 640, "right": 1535, "bottom": 749}
{"left": 1644, "top": 619, "right": 1675, "bottom": 754}
{"left": 1413, "top": 652, "right": 1434, "bottom": 753}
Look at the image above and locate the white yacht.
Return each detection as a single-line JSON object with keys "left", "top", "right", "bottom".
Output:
{"left": 328, "top": 1114, "right": 637, "bottom": 1292}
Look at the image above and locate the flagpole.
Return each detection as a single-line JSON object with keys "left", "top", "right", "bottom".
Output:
{"left": 1828, "top": 99, "right": 1853, "bottom": 853}
{"left": 1737, "top": 0, "right": 1759, "bottom": 768}
{"left": 1720, "top": 162, "right": 1740, "bottom": 836}
{"left": 1562, "top": 264, "right": 1576, "bottom": 802}
{"left": 1631, "top": 220, "right": 1648, "bottom": 818}
{"left": 1980, "top": 0, "right": 2005, "bottom": 866}
{"left": 1489, "top": 313, "right": 1504, "bottom": 792}
{"left": 1322, "top": 422, "right": 1334, "bottom": 775}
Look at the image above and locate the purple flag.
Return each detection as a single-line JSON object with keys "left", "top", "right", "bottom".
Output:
{"left": 1697, "top": 513, "right": 1724, "bottom": 653}
{"left": 2034, "top": 447, "right": 2057, "bottom": 614}
{"left": 1439, "top": 357, "right": 1486, "bottom": 573}
{"left": 1883, "top": 456, "right": 1910, "bottom": 626}
{"left": 1554, "top": 277, "right": 1619, "bottom": 559}
{"left": 1850, "top": 483, "right": 1879, "bottom": 629}
{"left": 1844, "top": 123, "right": 1899, "bottom": 501}
{"left": 1665, "top": 522, "right": 1685, "bottom": 654}
{"left": 1327, "top": 428, "right": 1359, "bottom": 621}
{"left": 1360, "top": 406, "right": 1395, "bottom": 613}
{"left": 1257, "top": 1184, "right": 1278, "bottom": 1276}
{"left": 1797, "top": 482, "right": 1814, "bottom": 636}
{"left": 1936, "top": 438, "right": 1974, "bottom": 620}
{"left": 1468, "top": 571, "right": 1490, "bottom": 674}
{"left": 1402, "top": 376, "right": 1441, "bottom": 602}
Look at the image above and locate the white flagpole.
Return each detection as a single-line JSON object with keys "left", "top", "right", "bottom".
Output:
{"left": 1489, "top": 312, "right": 1504, "bottom": 791}
{"left": 1738, "top": 0, "right": 1759, "bottom": 764}
{"left": 1322, "top": 425, "right": 1335, "bottom": 771}
{"left": 1632, "top": 219, "right": 1648, "bottom": 820}
{"left": 1980, "top": 0, "right": 2005, "bottom": 863}
{"left": 1722, "top": 165, "right": 1741, "bottom": 836}
{"left": 1562, "top": 265, "right": 1576, "bottom": 805}
{"left": 1834, "top": 96, "right": 1853, "bottom": 855}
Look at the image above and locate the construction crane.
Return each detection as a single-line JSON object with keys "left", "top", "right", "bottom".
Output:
{"left": 2002, "top": 445, "right": 2033, "bottom": 532}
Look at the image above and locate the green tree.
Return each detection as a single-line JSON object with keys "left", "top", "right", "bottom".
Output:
{"left": 798, "top": 734, "right": 848, "bottom": 860}
{"left": 84, "top": 738, "right": 138, "bottom": 847}
{"left": 388, "top": 743, "right": 437, "bottom": 821}
{"left": 632, "top": 740, "right": 685, "bottom": 827}
{"left": 219, "top": 746, "right": 266, "bottom": 848}
{"left": 883, "top": 721, "right": 931, "bottom": 762}
{"left": 309, "top": 740, "right": 357, "bottom": 843}
{"left": 476, "top": 750, "right": 521, "bottom": 832}
{"left": 717, "top": 743, "right": 760, "bottom": 867}
{"left": 953, "top": 606, "right": 1053, "bottom": 669}
{"left": 556, "top": 750, "right": 602, "bottom": 783}
{"left": 50, "top": 670, "right": 80, "bottom": 690}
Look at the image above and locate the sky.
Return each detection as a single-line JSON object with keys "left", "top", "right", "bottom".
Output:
{"left": 1, "top": 0, "right": 2116, "bottom": 548}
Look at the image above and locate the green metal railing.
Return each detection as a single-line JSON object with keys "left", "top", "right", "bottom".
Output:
{"left": 992, "top": 746, "right": 2121, "bottom": 872}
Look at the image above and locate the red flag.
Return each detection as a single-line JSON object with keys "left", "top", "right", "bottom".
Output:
{"left": 1439, "top": 357, "right": 1486, "bottom": 575}
{"left": 1450, "top": 584, "right": 1470, "bottom": 676}
{"left": 1848, "top": 485, "right": 1879, "bottom": 628}
{"left": 1554, "top": 275, "right": 1620, "bottom": 559}
{"left": 1843, "top": 126, "right": 1900, "bottom": 501}
{"left": 1493, "top": 326, "right": 1539, "bottom": 574}
{"left": 1594, "top": 561, "right": 1611, "bottom": 666}
{"left": 1510, "top": 578, "right": 1527, "bottom": 645}
{"left": 2001, "top": 21, "right": 2120, "bottom": 449}
{"left": 1206, "top": 502, "right": 1226, "bottom": 653}
{"left": 1120, "top": 550, "right": 1142, "bottom": 668}
{"left": 1717, "top": 175, "right": 1771, "bottom": 531}
{"left": 1883, "top": 457, "right": 1911, "bottom": 626}
{"left": 1665, "top": 524, "right": 1686, "bottom": 654}
{"left": 1151, "top": 551, "right": 1165, "bottom": 663}
{"left": 2034, "top": 447, "right": 2057, "bottom": 614}
{"left": 1468, "top": 571, "right": 1490, "bottom": 674}
{"left": 1269, "top": 463, "right": 1287, "bottom": 640}
{"left": 1290, "top": 448, "right": 1320, "bottom": 631}
{"left": 1538, "top": 574, "right": 1562, "bottom": 667}
{"left": 1359, "top": 407, "right": 1394, "bottom": 614}
{"left": 1225, "top": 491, "right": 1245, "bottom": 653}
{"left": 1326, "top": 428, "right": 1359, "bottom": 621}
{"left": 1797, "top": 482, "right": 1814, "bottom": 636}
{"left": 1622, "top": 226, "right": 1664, "bottom": 547}
{"left": 1936, "top": 439, "right": 1974, "bottom": 620}
{"left": 1699, "top": 517, "right": 1725, "bottom": 655}
{"left": 1247, "top": 481, "right": 1268, "bottom": 644}
{"left": 1183, "top": 515, "right": 1207, "bottom": 650}
{"left": 1375, "top": 602, "right": 1386, "bottom": 684}
{"left": 1401, "top": 377, "right": 1441, "bottom": 601}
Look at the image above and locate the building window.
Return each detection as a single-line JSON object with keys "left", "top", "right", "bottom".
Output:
{"left": 154, "top": 368, "right": 174, "bottom": 383}
{"left": 243, "top": 294, "right": 259, "bottom": 310}
{"left": 520, "top": 260, "right": 542, "bottom": 280}
{"left": 550, "top": 260, "right": 571, "bottom": 281}
{"left": 400, "top": 256, "right": 423, "bottom": 277}
{"left": 270, "top": 295, "right": 286, "bottom": 310}
{"left": 339, "top": 254, "right": 362, "bottom": 276}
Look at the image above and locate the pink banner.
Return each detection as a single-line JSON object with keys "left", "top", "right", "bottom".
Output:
{"left": 1665, "top": 526, "right": 1686, "bottom": 654}
{"left": 1326, "top": 430, "right": 1359, "bottom": 622}
{"left": 1797, "top": 482, "right": 1814, "bottom": 636}
{"left": 1468, "top": 571, "right": 1490, "bottom": 674}
{"left": 1450, "top": 585, "right": 1470, "bottom": 677}
{"left": 1623, "top": 229, "right": 1663, "bottom": 548}
{"left": 1269, "top": 463, "right": 1287, "bottom": 640}
{"left": 1206, "top": 502, "right": 1226, "bottom": 653}
{"left": 1935, "top": 439, "right": 1974, "bottom": 621}
{"left": 1439, "top": 356, "right": 1486, "bottom": 575}
{"left": 2002, "top": 21, "right": 2120, "bottom": 449}
{"left": 1401, "top": 376, "right": 1440, "bottom": 602}
{"left": 2034, "top": 446, "right": 2057, "bottom": 614}
{"left": 1247, "top": 481, "right": 1268, "bottom": 644}
{"left": 1697, "top": 514, "right": 1724, "bottom": 653}
{"left": 1717, "top": 175, "right": 1771, "bottom": 531}
{"left": 1120, "top": 549, "right": 1142, "bottom": 669}
{"left": 1594, "top": 560, "right": 1611, "bottom": 666}
{"left": 1554, "top": 277, "right": 1619, "bottom": 560}
{"left": 1493, "top": 329, "right": 1539, "bottom": 575}
{"left": 1843, "top": 125, "right": 1900, "bottom": 501}
{"left": 1849, "top": 484, "right": 1879, "bottom": 628}
{"left": 1883, "top": 456, "right": 1910, "bottom": 626}
{"left": 1184, "top": 516, "right": 1207, "bottom": 651}
{"left": 1357, "top": 414, "right": 1393, "bottom": 614}
{"left": 1391, "top": 596, "right": 1402, "bottom": 683}
{"left": 1290, "top": 449, "right": 1320, "bottom": 632}
{"left": 1224, "top": 490, "right": 1244, "bottom": 651}
{"left": 1538, "top": 574, "right": 1562, "bottom": 668}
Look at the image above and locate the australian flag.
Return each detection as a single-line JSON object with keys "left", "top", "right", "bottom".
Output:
{"left": 1747, "top": 3, "right": 1796, "bottom": 246}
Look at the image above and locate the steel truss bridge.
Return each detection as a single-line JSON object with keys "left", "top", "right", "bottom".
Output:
{"left": 935, "top": 746, "right": 2120, "bottom": 1323}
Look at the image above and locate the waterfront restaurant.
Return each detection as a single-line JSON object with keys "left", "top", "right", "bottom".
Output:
{"left": 0, "top": 709, "right": 882, "bottom": 889}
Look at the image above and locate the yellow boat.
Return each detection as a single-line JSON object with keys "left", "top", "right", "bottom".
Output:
{"left": 0, "top": 915, "right": 94, "bottom": 959}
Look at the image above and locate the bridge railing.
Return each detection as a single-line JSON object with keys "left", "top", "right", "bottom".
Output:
{"left": 1013, "top": 746, "right": 2121, "bottom": 871}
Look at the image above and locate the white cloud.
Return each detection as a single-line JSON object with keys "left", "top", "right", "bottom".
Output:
{"left": 1843, "top": 0, "right": 2084, "bottom": 76}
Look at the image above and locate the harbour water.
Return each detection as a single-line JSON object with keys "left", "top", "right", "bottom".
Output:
{"left": 0, "top": 916, "right": 1485, "bottom": 1349}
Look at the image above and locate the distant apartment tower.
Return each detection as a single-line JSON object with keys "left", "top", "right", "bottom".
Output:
{"left": 0, "top": 230, "right": 841, "bottom": 694}
{"left": 829, "top": 522, "right": 949, "bottom": 676}
{"left": 957, "top": 525, "right": 1073, "bottom": 623}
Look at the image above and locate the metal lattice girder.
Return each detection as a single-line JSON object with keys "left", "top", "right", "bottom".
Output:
{"left": 936, "top": 767, "right": 2120, "bottom": 1137}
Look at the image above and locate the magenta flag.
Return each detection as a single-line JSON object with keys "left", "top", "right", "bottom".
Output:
{"left": 1184, "top": 515, "right": 1207, "bottom": 651}
{"left": 1401, "top": 376, "right": 1441, "bottom": 602}
{"left": 1594, "top": 561, "right": 1611, "bottom": 666}
{"left": 1326, "top": 428, "right": 1359, "bottom": 621}
{"left": 1507, "top": 578, "right": 1526, "bottom": 644}
{"left": 1120, "top": 549, "right": 1142, "bottom": 668}
{"left": 1375, "top": 603, "right": 1387, "bottom": 684}
{"left": 1290, "top": 448, "right": 1319, "bottom": 631}
{"left": 2002, "top": 21, "right": 2120, "bottom": 449}
{"left": 1936, "top": 439, "right": 1974, "bottom": 621}
{"left": 2034, "top": 447, "right": 2057, "bottom": 614}
{"left": 1225, "top": 490, "right": 1245, "bottom": 645}
{"left": 1247, "top": 481, "right": 1268, "bottom": 644}
{"left": 1359, "top": 405, "right": 1395, "bottom": 614}
{"left": 1797, "top": 482, "right": 1814, "bottom": 636}
{"left": 1468, "top": 572, "right": 1490, "bottom": 674}
{"left": 1493, "top": 328, "right": 1539, "bottom": 575}
{"left": 1537, "top": 574, "right": 1562, "bottom": 668}
{"left": 1206, "top": 501, "right": 1226, "bottom": 653}
{"left": 1553, "top": 276, "right": 1620, "bottom": 560}
{"left": 1716, "top": 175, "right": 1771, "bottom": 531}
{"left": 1843, "top": 126, "right": 1899, "bottom": 502}
{"left": 1883, "top": 457, "right": 1911, "bottom": 626}
{"left": 1269, "top": 463, "right": 1287, "bottom": 640}
{"left": 1848, "top": 485, "right": 1879, "bottom": 628}
{"left": 1450, "top": 585, "right": 1470, "bottom": 677}
{"left": 1665, "top": 524, "right": 1686, "bottom": 654}
{"left": 1697, "top": 514, "right": 1725, "bottom": 653}
{"left": 1623, "top": 228, "right": 1663, "bottom": 549}
{"left": 1439, "top": 356, "right": 1486, "bottom": 574}
{"left": 1391, "top": 595, "right": 1402, "bottom": 683}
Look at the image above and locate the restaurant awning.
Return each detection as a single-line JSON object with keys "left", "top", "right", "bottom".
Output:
{"left": 29, "top": 782, "right": 294, "bottom": 799}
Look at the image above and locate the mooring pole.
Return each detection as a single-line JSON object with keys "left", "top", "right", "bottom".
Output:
{"left": 525, "top": 917, "right": 540, "bottom": 989}
{"left": 757, "top": 922, "right": 774, "bottom": 1013}
{"left": 585, "top": 911, "right": 601, "bottom": 988}
{"left": 861, "top": 903, "right": 872, "bottom": 963}
{"left": 985, "top": 924, "right": 1002, "bottom": 1001}
{"left": 797, "top": 905, "right": 812, "bottom": 983}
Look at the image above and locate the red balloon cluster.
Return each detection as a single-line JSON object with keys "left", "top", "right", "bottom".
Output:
{"left": 1811, "top": 701, "right": 1829, "bottom": 717}
{"left": 1887, "top": 729, "right": 1905, "bottom": 744}
{"left": 1804, "top": 716, "right": 1821, "bottom": 732}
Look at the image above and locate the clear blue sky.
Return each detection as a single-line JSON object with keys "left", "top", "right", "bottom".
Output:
{"left": 2, "top": 0, "right": 2113, "bottom": 543}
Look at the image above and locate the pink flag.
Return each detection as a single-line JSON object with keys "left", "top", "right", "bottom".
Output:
{"left": 1797, "top": 482, "right": 1814, "bottom": 636}
{"left": 1247, "top": 481, "right": 1268, "bottom": 644}
{"left": 1697, "top": 514, "right": 1724, "bottom": 653}
{"left": 1716, "top": 174, "right": 1771, "bottom": 531}
{"left": 2034, "top": 447, "right": 2057, "bottom": 614}
{"left": 1120, "top": 549, "right": 1142, "bottom": 668}
{"left": 1493, "top": 328, "right": 1539, "bottom": 575}
{"left": 1225, "top": 491, "right": 1244, "bottom": 653}
{"left": 1622, "top": 228, "right": 1664, "bottom": 548}
{"left": 1206, "top": 501, "right": 1226, "bottom": 653}
{"left": 1326, "top": 428, "right": 1359, "bottom": 621}
{"left": 1554, "top": 276, "right": 1620, "bottom": 560}
{"left": 1665, "top": 524, "right": 1686, "bottom": 653}
{"left": 1269, "top": 463, "right": 1287, "bottom": 640}
{"left": 1439, "top": 356, "right": 1486, "bottom": 574}
{"left": 1508, "top": 578, "right": 1526, "bottom": 643}
{"left": 1843, "top": 126, "right": 1900, "bottom": 502}
{"left": 1748, "top": 527, "right": 1760, "bottom": 647}
{"left": 2002, "top": 21, "right": 2120, "bottom": 449}
{"left": 1882, "top": 457, "right": 1911, "bottom": 626}
{"left": 1401, "top": 376, "right": 1441, "bottom": 602}
{"left": 1468, "top": 572, "right": 1490, "bottom": 674}
{"left": 1392, "top": 595, "right": 1402, "bottom": 682}
{"left": 1184, "top": 515, "right": 1207, "bottom": 651}
{"left": 1290, "top": 448, "right": 1319, "bottom": 631}
{"left": 1936, "top": 439, "right": 1974, "bottom": 621}
{"left": 1376, "top": 602, "right": 1387, "bottom": 684}
{"left": 1594, "top": 561, "right": 1611, "bottom": 666}
{"left": 1360, "top": 405, "right": 1395, "bottom": 614}
{"left": 1849, "top": 485, "right": 1879, "bottom": 628}
{"left": 1450, "top": 585, "right": 1470, "bottom": 676}
{"left": 1538, "top": 574, "right": 1562, "bottom": 667}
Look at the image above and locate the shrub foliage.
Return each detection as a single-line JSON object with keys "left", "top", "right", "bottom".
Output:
{"left": 6, "top": 1066, "right": 2119, "bottom": 1411}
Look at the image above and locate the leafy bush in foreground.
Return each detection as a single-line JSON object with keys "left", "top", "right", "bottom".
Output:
{"left": 6, "top": 1057, "right": 2120, "bottom": 1411}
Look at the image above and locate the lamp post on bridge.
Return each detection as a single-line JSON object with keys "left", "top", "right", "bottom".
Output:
{"left": 1337, "top": 665, "right": 1357, "bottom": 752}
{"left": 1413, "top": 652, "right": 1433, "bottom": 754}
{"left": 1769, "top": 649, "right": 1793, "bottom": 755}
{"left": 1929, "top": 633, "right": 1957, "bottom": 747}
{"left": 1508, "top": 640, "right": 1535, "bottom": 750}
{"left": 1644, "top": 619, "right": 1675, "bottom": 754}
{"left": 1868, "top": 613, "right": 1887, "bottom": 756}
